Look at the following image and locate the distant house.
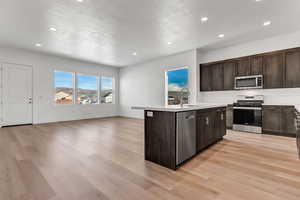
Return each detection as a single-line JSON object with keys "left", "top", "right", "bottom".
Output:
{"left": 55, "top": 91, "right": 72, "bottom": 104}
{"left": 102, "top": 91, "right": 113, "bottom": 103}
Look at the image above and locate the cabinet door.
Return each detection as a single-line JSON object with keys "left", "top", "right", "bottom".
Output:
{"left": 250, "top": 56, "right": 263, "bottom": 75}
{"left": 226, "top": 105, "right": 233, "bottom": 129}
{"left": 281, "top": 107, "right": 296, "bottom": 135}
{"left": 211, "top": 63, "right": 224, "bottom": 91}
{"left": 236, "top": 57, "right": 250, "bottom": 76}
{"left": 200, "top": 65, "right": 212, "bottom": 91}
{"left": 223, "top": 62, "right": 236, "bottom": 90}
{"left": 262, "top": 106, "right": 282, "bottom": 133}
{"left": 285, "top": 49, "right": 300, "bottom": 88}
{"left": 215, "top": 109, "right": 226, "bottom": 139}
{"left": 263, "top": 53, "right": 284, "bottom": 89}
{"left": 196, "top": 115, "right": 206, "bottom": 151}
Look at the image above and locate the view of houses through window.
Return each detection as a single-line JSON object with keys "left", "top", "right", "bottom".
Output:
{"left": 101, "top": 77, "right": 114, "bottom": 104}
{"left": 77, "top": 74, "right": 98, "bottom": 104}
{"left": 54, "top": 71, "right": 74, "bottom": 104}
{"left": 54, "top": 71, "right": 114, "bottom": 105}
{"left": 166, "top": 67, "right": 189, "bottom": 105}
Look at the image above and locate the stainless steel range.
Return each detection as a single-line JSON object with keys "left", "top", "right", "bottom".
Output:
{"left": 233, "top": 95, "right": 264, "bottom": 133}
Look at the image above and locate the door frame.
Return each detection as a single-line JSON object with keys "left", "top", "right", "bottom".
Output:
{"left": 1, "top": 62, "right": 34, "bottom": 127}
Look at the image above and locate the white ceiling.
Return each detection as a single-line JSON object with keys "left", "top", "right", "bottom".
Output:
{"left": 0, "top": 0, "right": 300, "bottom": 67}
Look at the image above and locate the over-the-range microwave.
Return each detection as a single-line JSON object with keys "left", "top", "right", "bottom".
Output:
{"left": 235, "top": 75, "right": 263, "bottom": 90}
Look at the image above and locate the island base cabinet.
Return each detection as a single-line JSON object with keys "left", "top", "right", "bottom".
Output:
{"left": 196, "top": 108, "right": 226, "bottom": 152}
{"left": 144, "top": 111, "right": 177, "bottom": 170}
{"left": 144, "top": 107, "right": 227, "bottom": 170}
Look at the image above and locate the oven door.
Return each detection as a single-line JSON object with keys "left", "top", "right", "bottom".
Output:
{"left": 233, "top": 107, "right": 262, "bottom": 126}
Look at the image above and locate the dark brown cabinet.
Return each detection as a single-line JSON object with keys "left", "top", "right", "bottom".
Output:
{"left": 262, "top": 106, "right": 282, "bottom": 133}
{"left": 196, "top": 113, "right": 211, "bottom": 151}
{"left": 226, "top": 105, "right": 233, "bottom": 129}
{"left": 285, "top": 49, "right": 300, "bottom": 88}
{"left": 200, "top": 65, "right": 212, "bottom": 91}
{"left": 262, "top": 105, "right": 296, "bottom": 137}
{"left": 211, "top": 64, "right": 224, "bottom": 91}
{"left": 196, "top": 108, "right": 226, "bottom": 152}
{"left": 250, "top": 56, "right": 263, "bottom": 75}
{"left": 200, "top": 47, "right": 300, "bottom": 92}
{"left": 263, "top": 53, "right": 284, "bottom": 89}
{"left": 236, "top": 57, "right": 250, "bottom": 76}
{"left": 215, "top": 108, "right": 226, "bottom": 139}
{"left": 144, "top": 111, "right": 176, "bottom": 169}
{"left": 145, "top": 107, "right": 227, "bottom": 170}
{"left": 223, "top": 62, "right": 236, "bottom": 90}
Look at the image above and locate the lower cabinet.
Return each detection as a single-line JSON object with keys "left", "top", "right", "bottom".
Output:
{"left": 262, "top": 105, "right": 296, "bottom": 137}
{"left": 226, "top": 105, "right": 233, "bottom": 129}
{"left": 196, "top": 108, "right": 226, "bottom": 152}
{"left": 144, "top": 107, "right": 227, "bottom": 170}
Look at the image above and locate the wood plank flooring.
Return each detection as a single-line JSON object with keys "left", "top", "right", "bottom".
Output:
{"left": 0, "top": 117, "right": 299, "bottom": 200}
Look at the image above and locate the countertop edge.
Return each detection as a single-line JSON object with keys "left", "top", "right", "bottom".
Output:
{"left": 132, "top": 105, "right": 227, "bottom": 112}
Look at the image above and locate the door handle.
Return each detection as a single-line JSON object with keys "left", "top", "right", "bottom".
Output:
{"left": 206, "top": 117, "right": 209, "bottom": 125}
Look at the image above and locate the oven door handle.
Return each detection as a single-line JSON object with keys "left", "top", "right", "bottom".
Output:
{"left": 233, "top": 107, "right": 262, "bottom": 110}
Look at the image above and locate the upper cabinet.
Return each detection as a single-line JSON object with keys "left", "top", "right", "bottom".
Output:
{"left": 211, "top": 63, "right": 224, "bottom": 91}
{"left": 223, "top": 62, "right": 236, "bottom": 90}
{"left": 285, "top": 49, "right": 300, "bottom": 88}
{"left": 263, "top": 52, "right": 284, "bottom": 89}
{"left": 236, "top": 57, "right": 250, "bottom": 76}
{"left": 200, "top": 47, "right": 300, "bottom": 92}
{"left": 250, "top": 56, "right": 263, "bottom": 75}
{"left": 200, "top": 64, "right": 212, "bottom": 91}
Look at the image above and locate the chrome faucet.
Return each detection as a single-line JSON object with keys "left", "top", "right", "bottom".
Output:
{"left": 179, "top": 88, "right": 190, "bottom": 107}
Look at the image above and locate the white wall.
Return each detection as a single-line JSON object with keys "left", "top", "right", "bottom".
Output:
{"left": 119, "top": 50, "right": 198, "bottom": 118}
{"left": 0, "top": 47, "right": 119, "bottom": 125}
{"left": 198, "top": 30, "right": 300, "bottom": 105}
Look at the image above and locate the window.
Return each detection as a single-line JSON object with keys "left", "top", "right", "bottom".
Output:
{"left": 54, "top": 71, "right": 74, "bottom": 104}
{"left": 166, "top": 67, "right": 189, "bottom": 105}
{"left": 101, "top": 77, "right": 114, "bottom": 104}
{"left": 77, "top": 74, "right": 98, "bottom": 104}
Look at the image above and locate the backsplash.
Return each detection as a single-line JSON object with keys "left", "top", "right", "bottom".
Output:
{"left": 198, "top": 88, "right": 300, "bottom": 105}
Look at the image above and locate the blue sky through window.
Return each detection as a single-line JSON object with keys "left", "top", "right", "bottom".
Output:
{"left": 77, "top": 74, "right": 98, "bottom": 90}
{"left": 101, "top": 77, "right": 113, "bottom": 90}
{"left": 168, "top": 68, "right": 188, "bottom": 90}
{"left": 54, "top": 71, "right": 73, "bottom": 88}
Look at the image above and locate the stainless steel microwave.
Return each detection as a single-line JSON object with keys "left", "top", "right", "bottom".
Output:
{"left": 235, "top": 75, "right": 263, "bottom": 90}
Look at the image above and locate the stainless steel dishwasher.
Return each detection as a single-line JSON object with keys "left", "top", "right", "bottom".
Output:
{"left": 176, "top": 111, "right": 196, "bottom": 165}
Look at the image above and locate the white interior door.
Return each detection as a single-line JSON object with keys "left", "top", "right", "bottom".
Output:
{"left": 2, "top": 63, "right": 33, "bottom": 126}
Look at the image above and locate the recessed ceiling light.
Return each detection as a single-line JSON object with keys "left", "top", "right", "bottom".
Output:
{"left": 201, "top": 17, "right": 208, "bottom": 22}
{"left": 77, "top": 0, "right": 84, "bottom": 2}
{"left": 218, "top": 34, "right": 225, "bottom": 38}
{"left": 132, "top": 52, "right": 137, "bottom": 56}
{"left": 49, "top": 27, "right": 57, "bottom": 32}
{"left": 263, "top": 21, "right": 271, "bottom": 26}
{"left": 255, "top": 0, "right": 262, "bottom": 2}
{"left": 35, "top": 43, "right": 42, "bottom": 47}
{"left": 167, "top": 42, "right": 172, "bottom": 45}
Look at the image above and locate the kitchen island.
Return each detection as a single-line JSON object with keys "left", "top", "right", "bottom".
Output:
{"left": 133, "top": 104, "right": 227, "bottom": 170}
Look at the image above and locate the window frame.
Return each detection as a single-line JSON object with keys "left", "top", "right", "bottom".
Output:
{"left": 54, "top": 70, "right": 76, "bottom": 106}
{"left": 76, "top": 73, "right": 100, "bottom": 105}
{"left": 54, "top": 70, "right": 115, "bottom": 106}
{"left": 165, "top": 66, "right": 189, "bottom": 106}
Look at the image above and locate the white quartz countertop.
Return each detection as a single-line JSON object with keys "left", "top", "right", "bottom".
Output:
{"left": 132, "top": 103, "right": 227, "bottom": 112}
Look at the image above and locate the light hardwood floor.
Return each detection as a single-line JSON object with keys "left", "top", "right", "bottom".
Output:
{"left": 0, "top": 117, "right": 299, "bottom": 200}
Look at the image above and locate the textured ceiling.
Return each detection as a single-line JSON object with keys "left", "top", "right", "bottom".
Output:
{"left": 0, "top": 0, "right": 300, "bottom": 67}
